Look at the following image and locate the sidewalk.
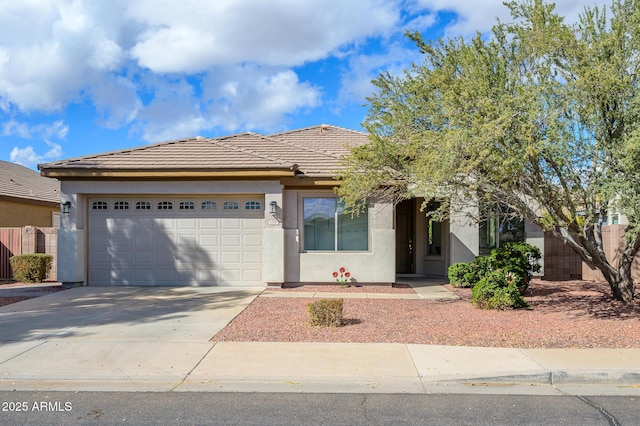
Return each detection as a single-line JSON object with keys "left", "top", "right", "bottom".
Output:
{"left": 0, "top": 284, "right": 638, "bottom": 395}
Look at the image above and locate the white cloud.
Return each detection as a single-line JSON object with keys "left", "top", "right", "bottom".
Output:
{"left": 9, "top": 146, "right": 40, "bottom": 168}
{"left": 134, "top": 77, "right": 206, "bottom": 142}
{"left": 203, "top": 66, "right": 321, "bottom": 132}
{"left": 337, "top": 42, "right": 421, "bottom": 108}
{"left": 0, "top": 0, "right": 613, "bottom": 148}
{"left": 0, "top": 0, "right": 401, "bottom": 136}
{"left": 91, "top": 76, "right": 141, "bottom": 128}
{"left": 2, "top": 120, "right": 69, "bottom": 140}
{"left": 10, "top": 140, "right": 63, "bottom": 168}
{"left": 0, "top": 0, "right": 128, "bottom": 111}
{"left": 2, "top": 120, "right": 31, "bottom": 139}
{"left": 127, "top": 0, "right": 400, "bottom": 73}
{"left": 411, "top": 0, "right": 608, "bottom": 37}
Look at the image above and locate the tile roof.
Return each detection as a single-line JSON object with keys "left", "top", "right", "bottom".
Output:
{"left": 267, "top": 125, "right": 369, "bottom": 177}
{"left": 39, "top": 124, "right": 370, "bottom": 178}
{"left": 0, "top": 161, "right": 60, "bottom": 204}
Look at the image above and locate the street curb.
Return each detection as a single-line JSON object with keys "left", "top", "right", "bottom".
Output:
{"left": 431, "top": 371, "right": 640, "bottom": 386}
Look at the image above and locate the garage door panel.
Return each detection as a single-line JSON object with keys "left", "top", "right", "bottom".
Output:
{"left": 89, "top": 197, "right": 264, "bottom": 286}
{"left": 199, "top": 234, "right": 219, "bottom": 247}
{"left": 200, "top": 218, "right": 219, "bottom": 229}
{"left": 243, "top": 252, "right": 262, "bottom": 264}
{"left": 221, "top": 219, "right": 241, "bottom": 229}
{"left": 243, "top": 235, "right": 262, "bottom": 246}
{"left": 90, "top": 250, "right": 110, "bottom": 265}
{"left": 177, "top": 218, "right": 197, "bottom": 229}
{"left": 134, "top": 250, "right": 154, "bottom": 264}
{"left": 243, "top": 220, "right": 263, "bottom": 230}
{"left": 155, "top": 249, "right": 177, "bottom": 264}
{"left": 220, "top": 234, "right": 241, "bottom": 247}
{"left": 111, "top": 249, "right": 133, "bottom": 263}
{"left": 220, "top": 269, "right": 241, "bottom": 282}
{"left": 176, "top": 234, "right": 198, "bottom": 247}
{"left": 243, "top": 270, "right": 262, "bottom": 281}
{"left": 110, "top": 269, "right": 132, "bottom": 285}
{"left": 133, "top": 269, "right": 157, "bottom": 282}
{"left": 221, "top": 251, "right": 241, "bottom": 263}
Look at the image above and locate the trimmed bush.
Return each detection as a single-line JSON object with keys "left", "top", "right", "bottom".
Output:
{"left": 470, "top": 255, "right": 491, "bottom": 282}
{"left": 9, "top": 254, "right": 53, "bottom": 283}
{"left": 489, "top": 242, "right": 541, "bottom": 292}
{"left": 471, "top": 270, "right": 528, "bottom": 310}
{"left": 448, "top": 262, "right": 474, "bottom": 287}
{"left": 307, "top": 298, "right": 344, "bottom": 327}
{"left": 447, "top": 255, "right": 491, "bottom": 288}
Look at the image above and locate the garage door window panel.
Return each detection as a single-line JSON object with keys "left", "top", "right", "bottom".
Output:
{"left": 93, "top": 201, "right": 108, "bottom": 210}
{"left": 245, "top": 201, "right": 262, "bottom": 210}
{"left": 223, "top": 201, "right": 239, "bottom": 210}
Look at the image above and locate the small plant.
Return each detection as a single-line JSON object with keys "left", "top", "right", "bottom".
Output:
{"left": 447, "top": 256, "right": 491, "bottom": 288}
{"left": 448, "top": 262, "right": 474, "bottom": 287}
{"left": 332, "top": 267, "right": 351, "bottom": 288}
{"left": 307, "top": 298, "right": 344, "bottom": 327}
{"left": 489, "top": 242, "right": 541, "bottom": 292}
{"left": 471, "top": 270, "right": 528, "bottom": 310}
{"left": 9, "top": 254, "right": 53, "bottom": 283}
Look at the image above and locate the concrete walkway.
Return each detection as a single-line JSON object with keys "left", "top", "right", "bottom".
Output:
{"left": 261, "top": 277, "right": 460, "bottom": 300}
{"left": 0, "top": 285, "right": 639, "bottom": 395}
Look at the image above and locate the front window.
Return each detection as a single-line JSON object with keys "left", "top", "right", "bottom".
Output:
{"left": 425, "top": 201, "right": 443, "bottom": 256}
{"left": 479, "top": 204, "right": 525, "bottom": 254}
{"left": 303, "top": 198, "right": 368, "bottom": 251}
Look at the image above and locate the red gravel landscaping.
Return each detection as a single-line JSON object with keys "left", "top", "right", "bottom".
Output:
{"left": 213, "top": 279, "right": 640, "bottom": 349}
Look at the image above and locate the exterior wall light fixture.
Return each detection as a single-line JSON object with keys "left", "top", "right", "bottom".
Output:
{"left": 62, "top": 201, "right": 71, "bottom": 214}
{"left": 269, "top": 200, "right": 278, "bottom": 215}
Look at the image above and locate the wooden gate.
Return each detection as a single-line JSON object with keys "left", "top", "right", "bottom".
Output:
{"left": 0, "top": 228, "right": 21, "bottom": 279}
{"left": 0, "top": 227, "right": 57, "bottom": 281}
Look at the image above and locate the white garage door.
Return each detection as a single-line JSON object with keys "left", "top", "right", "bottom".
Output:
{"left": 88, "top": 196, "right": 264, "bottom": 286}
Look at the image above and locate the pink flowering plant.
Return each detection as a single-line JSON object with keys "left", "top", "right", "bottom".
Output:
{"left": 332, "top": 267, "right": 351, "bottom": 288}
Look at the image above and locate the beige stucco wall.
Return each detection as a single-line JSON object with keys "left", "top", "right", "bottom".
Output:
{"left": 0, "top": 200, "right": 57, "bottom": 227}
{"left": 283, "top": 190, "right": 395, "bottom": 284}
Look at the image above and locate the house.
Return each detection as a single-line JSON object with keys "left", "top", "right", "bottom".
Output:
{"left": 0, "top": 160, "right": 60, "bottom": 227}
{"left": 38, "top": 125, "right": 544, "bottom": 287}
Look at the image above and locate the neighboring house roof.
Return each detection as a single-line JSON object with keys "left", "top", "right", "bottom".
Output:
{"left": 39, "top": 124, "right": 369, "bottom": 179}
{"left": 0, "top": 161, "right": 60, "bottom": 206}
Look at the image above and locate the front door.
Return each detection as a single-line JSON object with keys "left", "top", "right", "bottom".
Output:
{"left": 395, "top": 199, "right": 415, "bottom": 274}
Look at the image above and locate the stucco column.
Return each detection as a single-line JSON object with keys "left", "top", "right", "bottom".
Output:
{"left": 263, "top": 191, "right": 284, "bottom": 285}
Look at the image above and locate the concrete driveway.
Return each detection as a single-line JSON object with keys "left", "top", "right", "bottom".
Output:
{"left": 0, "top": 286, "right": 263, "bottom": 391}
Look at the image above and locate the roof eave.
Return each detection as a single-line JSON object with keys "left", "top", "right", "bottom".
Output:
{"left": 40, "top": 168, "right": 297, "bottom": 179}
{"left": 0, "top": 194, "right": 60, "bottom": 207}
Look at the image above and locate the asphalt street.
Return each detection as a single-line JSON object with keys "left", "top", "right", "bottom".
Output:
{"left": 1, "top": 391, "right": 638, "bottom": 425}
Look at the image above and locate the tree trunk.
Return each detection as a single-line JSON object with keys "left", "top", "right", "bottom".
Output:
{"left": 610, "top": 243, "right": 640, "bottom": 303}
{"left": 608, "top": 274, "right": 635, "bottom": 303}
{"left": 549, "top": 226, "right": 636, "bottom": 302}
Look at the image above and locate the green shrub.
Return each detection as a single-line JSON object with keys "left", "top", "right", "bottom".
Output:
{"left": 470, "top": 255, "right": 491, "bottom": 282}
{"left": 9, "top": 254, "right": 53, "bottom": 283}
{"left": 489, "top": 242, "right": 541, "bottom": 291}
{"left": 471, "top": 270, "right": 528, "bottom": 310}
{"left": 448, "top": 256, "right": 491, "bottom": 288}
{"left": 307, "top": 298, "right": 344, "bottom": 327}
{"left": 448, "top": 262, "right": 474, "bottom": 287}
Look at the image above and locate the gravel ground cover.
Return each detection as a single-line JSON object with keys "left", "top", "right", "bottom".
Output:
{"left": 213, "top": 279, "right": 640, "bottom": 348}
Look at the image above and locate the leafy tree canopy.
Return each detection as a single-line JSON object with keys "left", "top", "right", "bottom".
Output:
{"left": 338, "top": 0, "right": 640, "bottom": 301}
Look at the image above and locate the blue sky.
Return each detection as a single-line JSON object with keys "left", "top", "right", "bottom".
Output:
{"left": 0, "top": 0, "right": 606, "bottom": 170}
